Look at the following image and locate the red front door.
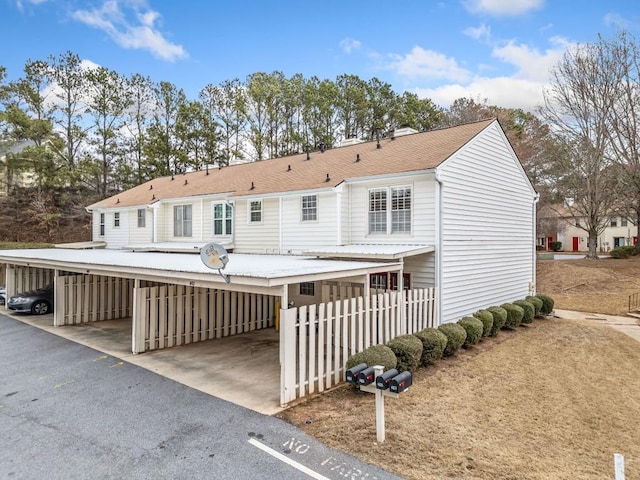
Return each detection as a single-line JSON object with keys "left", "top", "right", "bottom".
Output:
{"left": 572, "top": 237, "right": 579, "bottom": 251}
{"left": 547, "top": 236, "right": 553, "bottom": 250}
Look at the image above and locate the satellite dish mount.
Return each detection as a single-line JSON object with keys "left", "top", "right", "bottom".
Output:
{"left": 200, "top": 243, "right": 231, "bottom": 283}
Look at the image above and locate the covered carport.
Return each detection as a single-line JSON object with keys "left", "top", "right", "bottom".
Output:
{"left": 0, "top": 248, "right": 402, "bottom": 411}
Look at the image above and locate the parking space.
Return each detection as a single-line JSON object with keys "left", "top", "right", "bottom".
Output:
{"left": 2, "top": 311, "right": 282, "bottom": 414}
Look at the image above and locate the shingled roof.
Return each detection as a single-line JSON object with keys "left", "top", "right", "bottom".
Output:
{"left": 88, "top": 118, "right": 495, "bottom": 210}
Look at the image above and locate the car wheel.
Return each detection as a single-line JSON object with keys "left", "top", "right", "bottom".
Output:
{"left": 32, "top": 301, "right": 50, "bottom": 315}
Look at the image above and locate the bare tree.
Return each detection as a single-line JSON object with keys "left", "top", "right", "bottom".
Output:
{"left": 540, "top": 40, "right": 622, "bottom": 258}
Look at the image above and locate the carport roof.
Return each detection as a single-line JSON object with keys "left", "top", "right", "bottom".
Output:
{"left": 0, "top": 248, "right": 400, "bottom": 289}
{"left": 304, "top": 244, "right": 434, "bottom": 260}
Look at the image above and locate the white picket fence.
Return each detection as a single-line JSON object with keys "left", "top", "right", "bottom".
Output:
{"left": 280, "top": 287, "right": 436, "bottom": 405}
{"left": 133, "top": 285, "right": 276, "bottom": 353}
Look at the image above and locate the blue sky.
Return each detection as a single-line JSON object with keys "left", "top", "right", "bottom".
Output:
{"left": 2, "top": 0, "right": 638, "bottom": 112}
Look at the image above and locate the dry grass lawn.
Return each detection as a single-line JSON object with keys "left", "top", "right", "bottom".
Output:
{"left": 279, "top": 258, "right": 640, "bottom": 479}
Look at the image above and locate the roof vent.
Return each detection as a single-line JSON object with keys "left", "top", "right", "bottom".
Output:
{"left": 355, "top": 154, "right": 361, "bottom": 163}
{"left": 149, "top": 184, "right": 153, "bottom": 190}
{"left": 250, "top": 182, "right": 255, "bottom": 190}
{"left": 306, "top": 147, "right": 310, "bottom": 161}
{"left": 325, "top": 173, "right": 331, "bottom": 183}
{"left": 287, "top": 164, "right": 291, "bottom": 172}
{"left": 116, "top": 198, "right": 120, "bottom": 204}
{"left": 152, "top": 194, "right": 155, "bottom": 200}
{"left": 184, "top": 179, "right": 188, "bottom": 185}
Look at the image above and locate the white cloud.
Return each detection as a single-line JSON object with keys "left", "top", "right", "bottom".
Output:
{"left": 72, "top": 0, "right": 187, "bottom": 62}
{"left": 491, "top": 37, "right": 567, "bottom": 82}
{"left": 463, "top": 0, "right": 544, "bottom": 16}
{"left": 463, "top": 23, "right": 491, "bottom": 41}
{"left": 384, "top": 46, "right": 471, "bottom": 83}
{"left": 339, "top": 37, "right": 361, "bottom": 54}
{"left": 15, "top": 0, "right": 48, "bottom": 12}
{"left": 604, "top": 12, "right": 628, "bottom": 29}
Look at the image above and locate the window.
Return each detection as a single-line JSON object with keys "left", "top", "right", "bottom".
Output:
{"left": 368, "top": 186, "right": 412, "bottom": 234}
{"left": 622, "top": 217, "right": 628, "bottom": 227}
{"left": 368, "top": 189, "right": 387, "bottom": 233}
{"left": 249, "top": 200, "right": 262, "bottom": 223}
{"left": 173, "top": 205, "right": 192, "bottom": 237}
{"left": 213, "top": 203, "right": 233, "bottom": 235}
{"left": 611, "top": 217, "right": 618, "bottom": 227}
{"left": 390, "top": 273, "right": 411, "bottom": 291}
{"left": 301, "top": 195, "right": 317, "bottom": 221}
{"left": 575, "top": 218, "right": 581, "bottom": 227}
{"left": 299, "top": 282, "right": 315, "bottom": 296}
{"left": 137, "top": 209, "right": 145, "bottom": 228}
{"left": 99, "top": 213, "right": 105, "bottom": 236}
{"left": 113, "top": 212, "right": 120, "bottom": 228}
{"left": 370, "top": 273, "right": 388, "bottom": 290}
{"left": 391, "top": 187, "right": 411, "bottom": 233}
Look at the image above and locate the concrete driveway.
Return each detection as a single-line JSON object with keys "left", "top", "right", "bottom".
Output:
{"left": 1, "top": 311, "right": 282, "bottom": 414}
{"left": 554, "top": 309, "right": 640, "bottom": 342}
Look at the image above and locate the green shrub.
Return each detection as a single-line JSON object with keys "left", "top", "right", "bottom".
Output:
{"left": 438, "top": 323, "right": 467, "bottom": 357}
{"left": 345, "top": 344, "right": 397, "bottom": 371}
{"left": 513, "top": 300, "right": 535, "bottom": 324}
{"left": 536, "top": 294, "right": 555, "bottom": 315}
{"left": 550, "top": 241, "right": 562, "bottom": 252}
{"left": 387, "top": 335, "right": 424, "bottom": 372}
{"left": 458, "top": 316, "right": 483, "bottom": 346}
{"left": 501, "top": 303, "right": 524, "bottom": 329}
{"left": 525, "top": 296, "right": 544, "bottom": 317}
{"left": 414, "top": 328, "right": 448, "bottom": 366}
{"left": 473, "top": 310, "right": 494, "bottom": 337}
{"left": 487, "top": 307, "right": 507, "bottom": 336}
{"left": 610, "top": 245, "right": 635, "bottom": 259}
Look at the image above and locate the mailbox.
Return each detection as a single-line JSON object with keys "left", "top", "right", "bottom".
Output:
{"left": 345, "top": 363, "right": 368, "bottom": 384}
{"left": 375, "top": 368, "right": 399, "bottom": 390}
{"left": 357, "top": 366, "right": 377, "bottom": 386}
{"left": 389, "top": 371, "right": 412, "bottom": 393}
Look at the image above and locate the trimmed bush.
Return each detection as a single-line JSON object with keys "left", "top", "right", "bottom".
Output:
{"left": 438, "top": 323, "right": 467, "bottom": 357}
{"left": 525, "top": 295, "right": 544, "bottom": 317}
{"left": 345, "top": 344, "right": 397, "bottom": 371}
{"left": 550, "top": 241, "right": 562, "bottom": 252}
{"left": 513, "top": 300, "right": 535, "bottom": 324}
{"left": 536, "top": 294, "right": 555, "bottom": 315}
{"left": 473, "top": 310, "right": 494, "bottom": 337}
{"left": 487, "top": 306, "right": 507, "bottom": 336}
{"left": 610, "top": 245, "right": 635, "bottom": 259}
{"left": 501, "top": 303, "right": 524, "bottom": 329}
{"left": 458, "top": 316, "right": 483, "bottom": 346}
{"left": 414, "top": 328, "right": 448, "bottom": 366}
{"left": 387, "top": 335, "right": 424, "bottom": 372}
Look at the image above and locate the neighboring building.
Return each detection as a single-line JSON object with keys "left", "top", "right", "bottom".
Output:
{"left": 538, "top": 203, "right": 637, "bottom": 252}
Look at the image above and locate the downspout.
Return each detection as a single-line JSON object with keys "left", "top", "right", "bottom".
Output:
{"left": 150, "top": 203, "right": 160, "bottom": 243}
{"left": 434, "top": 171, "right": 444, "bottom": 326}
{"left": 200, "top": 198, "right": 204, "bottom": 241}
{"left": 532, "top": 192, "right": 540, "bottom": 295}
{"left": 336, "top": 184, "right": 344, "bottom": 245}
{"left": 279, "top": 197, "right": 283, "bottom": 254}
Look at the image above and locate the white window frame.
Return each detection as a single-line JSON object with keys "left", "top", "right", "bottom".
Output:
{"left": 301, "top": 194, "right": 318, "bottom": 222}
{"left": 173, "top": 204, "right": 193, "bottom": 237}
{"left": 248, "top": 200, "right": 263, "bottom": 224}
{"left": 137, "top": 209, "right": 145, "bottom": 228}
{"left": 99, "top": 213, "right": 105, "bottom": 237}
{"left": 213, "top": 202, "right": 233, "bottom": 236}
{"left": 368, "top": 185, "right": 412, "bottom": 235}
{"left": 113, "top": 212, "right": 120, "bottom": 228}
{"left": 621, "top": 217, "right": 628, "bottom": 227}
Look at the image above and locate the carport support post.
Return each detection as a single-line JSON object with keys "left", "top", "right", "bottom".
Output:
{"left": 131, "top": 279, "right": 145, "bottom": 354}
{"left": 53, "top": 270, "right": 64, "bottom": 326}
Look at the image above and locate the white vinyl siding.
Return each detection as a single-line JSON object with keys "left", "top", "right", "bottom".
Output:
{"left": 281, "top": 192, "right": 337, "bottom": 253}
{"left": 404, "top": 253, "right": 436, "bottom": 289}
{"left": 128, "top": 209, "right": 152, "bottom": 244}
{"left": 102, "top": 210, "right": 129, "bottom": 248}
{"left": 438, "top": 122, "right": 535, "bottom": 324}
{"left": 233, "top": 198, "right": 279, "bottom": 253}
{"left": 349, "top": 174, "right": 436, "bottom": 245}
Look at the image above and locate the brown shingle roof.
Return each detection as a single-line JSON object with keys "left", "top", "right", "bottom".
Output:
{"left": 88, "top": 119, "right": 495, "bottom": 209}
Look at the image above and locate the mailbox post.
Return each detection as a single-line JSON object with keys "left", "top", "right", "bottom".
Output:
{"left": 346, "top": 364, "right": 410, "bottom": 443}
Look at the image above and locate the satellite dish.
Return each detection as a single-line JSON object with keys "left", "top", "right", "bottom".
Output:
{"left": 200, "top": 243, "right": 230, "bottom": 283}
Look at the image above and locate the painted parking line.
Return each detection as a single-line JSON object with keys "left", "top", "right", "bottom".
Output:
{"left": 248, "top": 437, "right": 330, "bottom": 480}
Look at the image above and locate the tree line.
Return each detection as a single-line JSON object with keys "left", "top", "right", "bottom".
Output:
{"left": 2, "top": 31, "right": 640, "bottom": 257}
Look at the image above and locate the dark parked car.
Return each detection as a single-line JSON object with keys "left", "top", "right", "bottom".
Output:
{"left": 7, "top": 284, "right": 54, "bottom": 315}
{"left": 0, "top": 286, "right": 5, "bottom": 306}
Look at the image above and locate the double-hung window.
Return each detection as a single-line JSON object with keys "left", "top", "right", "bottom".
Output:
{"left": 137, "top": 209, "right": 145, "bottom": 228}
{"left": 301, "top": 195, "right": 317, "bottom": 221}
{"left": 99, "top": 213, "right": 105, "bottom": 236}
{"left": 368, "top": 186, "right": 412, "bottom": 234}
{"left": 173, "top": 205, "right": 192, "bottom": 237}
{"left": 249, "top": 200, "right": 262, "bottom": 223}
{"left": 213, "top": 203, "right": 233, "bottom": 235}
{"left": 113, "top": 212, "right": 120, "bottom": 228}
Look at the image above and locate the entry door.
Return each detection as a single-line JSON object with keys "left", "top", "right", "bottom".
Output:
{"left": 572, "top": 237, "right": 579, "bottom": 251}
{"left": 547, "top": 236, "right": 553, "bottom": 250}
